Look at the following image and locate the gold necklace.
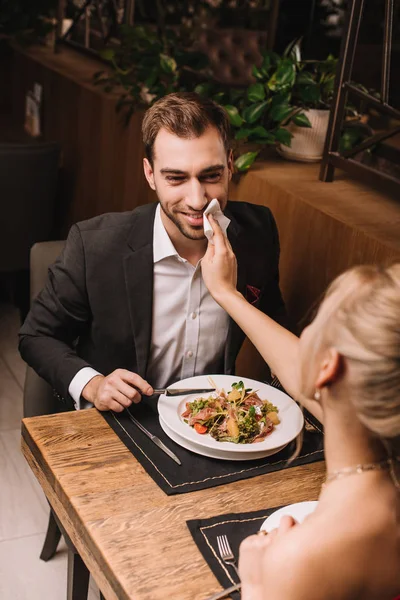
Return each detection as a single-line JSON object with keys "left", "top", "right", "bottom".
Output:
{"left": 324, "top": 458, "right": 396, "bottom": 485}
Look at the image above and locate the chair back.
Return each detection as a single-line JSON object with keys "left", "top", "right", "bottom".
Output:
{"left": 0, "top": 142, "right": 60, "bottom": 272}
{"left": 23, "top": 240, "right": 65, "bottom": 418}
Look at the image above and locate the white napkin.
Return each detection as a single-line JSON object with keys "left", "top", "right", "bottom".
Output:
{"left": 203, "top": 199, "right": 230, "bottom": 242}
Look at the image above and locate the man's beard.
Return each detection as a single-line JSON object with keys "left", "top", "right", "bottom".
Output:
{"left": 159, "top": 203, "right": 206, "bottom": 241}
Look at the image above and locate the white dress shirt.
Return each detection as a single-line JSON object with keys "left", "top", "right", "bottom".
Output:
{"left": 69, "top": 204, "right": 230, "bottom": 408}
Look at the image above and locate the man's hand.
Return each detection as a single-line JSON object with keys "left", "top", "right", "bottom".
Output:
{"left": 82, "top": 369, "right": 153, "bottom": 412}
{"left": 201, "top": 214, "right": 238, "bottom": 303}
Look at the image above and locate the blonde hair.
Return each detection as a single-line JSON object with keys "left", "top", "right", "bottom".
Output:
{"left": 308, "top": 263, "right": 400, "bottom": 455}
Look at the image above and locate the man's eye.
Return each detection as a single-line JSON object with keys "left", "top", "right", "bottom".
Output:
{"left": 202, "top": 173, "right": 222, "bottom": 182}
{"left": 166, "top": 176, "right": 185, "bottom": 183}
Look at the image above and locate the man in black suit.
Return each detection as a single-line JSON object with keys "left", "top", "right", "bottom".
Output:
{"left": 19, "top": 92, "right": 285, "bottom": 412}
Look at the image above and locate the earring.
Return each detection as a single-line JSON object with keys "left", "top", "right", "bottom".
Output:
{"left": 314, "top": 389, "right": 321, "bottom": 401}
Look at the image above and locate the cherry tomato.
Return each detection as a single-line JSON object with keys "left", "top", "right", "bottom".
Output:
{"left": 194, "top": 423, "right": 207, "bottom": 434}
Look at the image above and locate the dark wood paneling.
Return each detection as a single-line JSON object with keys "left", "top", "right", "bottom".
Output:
{"left": 231, "top": 156, "right": 400, "bottom": 328}
{"left": 10, "top": 44, "right": 156, "bottom": 234}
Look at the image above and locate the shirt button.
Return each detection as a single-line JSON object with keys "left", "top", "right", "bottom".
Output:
{"left": 191, "top": 312, "right": 197, "bottom": 319}
{"left": 187, "top": 350, "right": 193, "bottom": 358}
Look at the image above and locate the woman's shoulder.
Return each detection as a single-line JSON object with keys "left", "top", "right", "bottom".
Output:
{"left": 258, "top": 500, "right": 400, "bottom": 600}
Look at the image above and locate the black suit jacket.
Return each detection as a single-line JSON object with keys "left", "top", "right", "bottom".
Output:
{"left": 19, "top": 201, "right": 285, "bottom": 404}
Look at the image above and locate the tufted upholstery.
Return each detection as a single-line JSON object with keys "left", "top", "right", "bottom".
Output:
{"left": 194, "top": 29, "right": 268, "bottom": 86}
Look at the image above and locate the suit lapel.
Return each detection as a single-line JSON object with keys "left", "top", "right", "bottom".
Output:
{"left": 123, "top": 203, "right": 157, "bottom": 379}
{"left": 224, "top": 209, "right": 247, "bottom": 372}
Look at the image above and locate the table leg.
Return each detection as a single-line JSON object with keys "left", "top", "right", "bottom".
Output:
{"left": 40, "top": 509, "right": 62, "bottom": 561}
{"left": 67, "top": 549, "right": 90, "bottom": 600}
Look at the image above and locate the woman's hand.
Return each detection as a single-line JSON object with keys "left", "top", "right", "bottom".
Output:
{"left": 239, "top": 516, "right": 297, "bottom": 599}
{"left": 201, "top": 215, "right": 238, "bottom": 303}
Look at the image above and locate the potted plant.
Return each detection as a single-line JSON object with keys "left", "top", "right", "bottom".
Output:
{"left": 194, "top": 50, "right": 311, "bottom": 172}
{"left": 274, "top": 41, "right": 337, "bottom": 162}
{"left": 94, "top": 24, "right": 209, "bottom": 122}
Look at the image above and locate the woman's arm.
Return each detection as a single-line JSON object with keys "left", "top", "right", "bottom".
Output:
{"left": 217, "top": 289, "right": 300, "bottom": 398}
{"left": 201, "top": 216, "right": 323, "bottom": 421}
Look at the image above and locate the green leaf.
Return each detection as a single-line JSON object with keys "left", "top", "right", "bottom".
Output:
{"left": 274, "top": 128, "right": 293, "bottom": 147}
{"left": 145, "top": 71, "right": 159, "bottom": 89}
{"left": 261, "top": 50, "right": 280, "bottom": 67}
{"left": 322, "top": 77, "right": 335, "bottom": 98}
{"left": 296, "top": 71, "right": 316, "bottom": 86}
{"left": 213, "top": 91, "right": 228, "bottom": 104}
{"left": 224, "top": 105, "right": 244, "bottom": 127}
{"left": 339, "top": 125, "right": 367, "bottom": 153}
{"left": 252, "top": 65, "right": 264, "bottom": 81}
{"left": 247, "top": 83, "right": 266, "bottom": 102}
{"left": 229, "top": 89, "right": 245, "bottom": 104}
{"left": 235, "top": 126, "right": 275, "bottom": 143}
{"left": 242, "top": 101, "right": 268, "bottom": 124}
{"left": 260, "top": 53, "right": 271, "bottom": 75}
{"left": 299, "top": 84, "right": 321, "bottom": 106}
{"left": 283, "top": 37, "right": 302, "bottom": 62}
{"left": 194, "top": 82, "right": 213, "bottom": 97}
{"left": 100, "top": 48, "right": 115, "bottom": 61}
{"left": 291, "top": 113, "right": 312, "bottom": 127}
{"left": 160, "top": 54, "right": 177, "bottom": 74}
{"left": 252, "top": 137, "right": 276, "bottom": 145}
{"left": 247, "top": 125, "right": 271, "bottom": 140}
{"left": 271, "top": 91, "right": 291, "bottom": 107}
{"left": 270, "top": 103, "right": 294, "bottom": 122}
{"left": 235, "top": 151, "right": 260, "bottom": 172}
{"left": 268, "top": 58, "right": 296, "bottom": 91}
{"left": 235, "top": 128, "right": 252, "bottom": 141}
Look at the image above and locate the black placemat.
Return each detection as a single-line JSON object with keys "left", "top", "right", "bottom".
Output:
{"left": 187, "top": 506, "right": 288, "bottom": 599}
{"left": 102, "top": 393, "right": 324, "bottom": 495}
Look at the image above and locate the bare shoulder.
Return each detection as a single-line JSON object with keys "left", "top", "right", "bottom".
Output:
{"left": 254, "top": 521, "right": 336, "bottom": 600}
{"left": 256, "top": 499, "right": 400, "bottom": 600}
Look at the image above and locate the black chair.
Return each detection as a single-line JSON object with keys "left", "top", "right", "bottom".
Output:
{"left": 0, "top": 142, "right": 60, "bottom": 319}
{"left": 23, "top": 241, "right": 104, "bottom": 599}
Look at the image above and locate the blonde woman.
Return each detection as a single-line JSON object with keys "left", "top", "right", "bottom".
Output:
{"left": 201, "top": 215, "right": 400, "bottom": 600}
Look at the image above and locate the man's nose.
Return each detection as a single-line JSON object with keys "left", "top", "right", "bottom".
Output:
{"left": 186, "top": 179, "right": 208, "bottom": 211}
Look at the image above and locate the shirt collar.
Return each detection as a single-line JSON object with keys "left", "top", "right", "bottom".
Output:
{"left": 153, "top": 203, "right": 179, "bottom": 263}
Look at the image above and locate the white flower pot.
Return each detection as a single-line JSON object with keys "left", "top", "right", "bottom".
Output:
{"left": 278, "top": 108, "right": 331, "bottom": 163}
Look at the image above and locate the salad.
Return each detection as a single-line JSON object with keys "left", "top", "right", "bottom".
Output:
{"left": 181, "top": 380, "right": 280, "bottom": 444}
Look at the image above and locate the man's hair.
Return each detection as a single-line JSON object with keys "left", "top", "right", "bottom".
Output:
{"left": 142, "top": 92, "right": 232, "bottom": 165}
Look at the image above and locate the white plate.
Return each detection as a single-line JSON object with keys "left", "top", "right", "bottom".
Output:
{"left": 159, "top": 416, "right": 288, "bottom": 461}
{"left": 158, "top": 374, "right": 303, "bottom": 455}
{"left": 260, "top": 501, "right": 318, "bottom": 532}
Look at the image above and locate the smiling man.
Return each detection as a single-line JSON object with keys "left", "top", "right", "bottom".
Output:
{"left": 19, "top": 92, "right": 286, "bottom": 413}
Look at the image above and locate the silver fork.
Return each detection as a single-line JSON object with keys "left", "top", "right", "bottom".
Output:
{"left": 216, "top": 535, "right": 240, "bottom": 578}
{"left": 270, "top": 375, "right": 283, "bottom": 390}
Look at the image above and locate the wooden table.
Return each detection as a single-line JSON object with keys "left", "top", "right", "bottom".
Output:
{"left": 21, "top": 408, "right": 325, "bottom": 600}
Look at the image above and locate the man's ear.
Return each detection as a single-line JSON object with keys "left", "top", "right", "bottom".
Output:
{"left": 315, "top": 348, "right": 343, "bottom": 389}
{"left": 143, "top": 158, "right": 156, "bottom": 190}
{"left": 227, "top": 150, "right": 234, "bottom": 181}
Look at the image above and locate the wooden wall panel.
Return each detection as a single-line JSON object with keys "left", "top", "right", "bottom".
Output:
{"left": 11, "top": 45, "right": 156, "bottom": 234}
{"left": 231, "top": 157, "right": 400, "bottom": 329}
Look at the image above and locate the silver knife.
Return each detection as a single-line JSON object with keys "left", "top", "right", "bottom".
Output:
{"left": 205, "top": 583, "right": 241, "bottom": 600}
{"left": 152, "top": 387, "right": 216, "bottom": 396}
{"left": 125, "top": 410, "right": 181, "bottom": 465}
